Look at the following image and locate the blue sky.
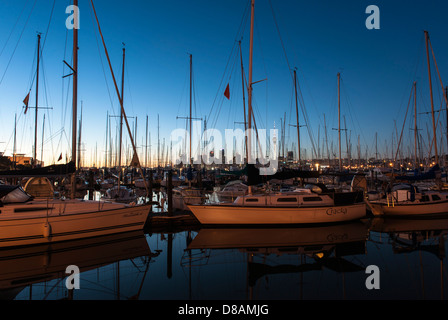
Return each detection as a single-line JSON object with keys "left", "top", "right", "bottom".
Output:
{"left": 1, "top": 0, "right": 448, "bottom": 167}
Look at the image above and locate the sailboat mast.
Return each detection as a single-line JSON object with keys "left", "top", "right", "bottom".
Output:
{"left": 337, "top": 72, "right": 342, "bottom": 171}
{"left": 105, "top": 111, "right": 108, "bottom": 167}
{"left": 344, "top": 115, "right": 349, "bottom": 170}
{"left": 324, "top": 113, "right": 330, "bottom": 167}
{"left": 238, "top": 41, "right": 248, "bottom": 162}
{"left": 145, "top": 115, "right": 148, "bottom": 168}
{"left": 247, "top": 0, "right": 255, "bottom": 164}
{"left": 34, "top": 33, "right": 41, "bottom": 168}
{"left": 41, "top": 114, "right": 45, "bottom": 166}
{"left": 13, "top": 114, "right": 16, "bottom": 169}
{"left": 189, "top": 54, "right": 192, "bottom": 166}
{"left": 294, "top": 69, "right": 301, "bottom": 168}
{"left": 414, "top": 81, "right": 418, "bottom": 168}
{"left": 424, "top": 31, "right": 438, "bottom": 165}
{"left": 78, "top": 101, "right": 83, "bottom": 169}
{"left": 71, "top": 0, "right": 78, "bottom": 199}
{"left": 119, "top": 45, "right": 125, "bottom": 171}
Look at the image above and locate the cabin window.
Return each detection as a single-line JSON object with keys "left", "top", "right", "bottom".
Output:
{"left": 420, "top": 195, "right": 430, "bottom": 202}
{"left": 245, "top": 198, "right": 258, "bottom": 202}
{"left": 303, "top": 196, "right": 323, "bottom": 202}
{"left": 431, "top": 194, "right": 441, "bottom": 201}
{"left": 277, "top": 197, "right": 297, "bottom": 202}
{"left": 14, "top": 207, "right": 50, "bottom": 213}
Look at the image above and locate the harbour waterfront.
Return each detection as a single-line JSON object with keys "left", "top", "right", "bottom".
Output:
{"left": 2, "top": 216, "right": 448, "bottom": 300}
{"left": 2, "top": 0, "right": 448, "bottom": 307}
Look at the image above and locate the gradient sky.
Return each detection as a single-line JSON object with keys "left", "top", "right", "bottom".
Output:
{"left": 1, "top": 0, "right": 448, "bottom": 167}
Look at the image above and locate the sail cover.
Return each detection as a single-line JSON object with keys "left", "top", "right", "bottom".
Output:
{"left": 0, "top": 185, "right": 33, "bottom": 204}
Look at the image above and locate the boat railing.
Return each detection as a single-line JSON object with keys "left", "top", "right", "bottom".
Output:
{"left": 386, "top": 193, "right": 395, "bottom": 207}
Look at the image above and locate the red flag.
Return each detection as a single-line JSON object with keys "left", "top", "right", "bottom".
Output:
{"left": 58, "top": 153, "right": 62, "bottom": 161}
{"left": 23, "top": 92, "right": 30, "bottom": 114}
{"left": 224, "top": 84, "right": 230, "bottom": 100}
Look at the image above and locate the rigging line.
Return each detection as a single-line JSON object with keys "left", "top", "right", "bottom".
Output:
{"left": 26, "top": 44, "right": 37, "bottom": 100}
{"left": 125, "top": 58, "right": 136, "bottom": 115}
{"left": 176, "top": 59, "right": 188, "bottom": 119}
{"left": 0, "top": 0, "right": 38, "bottom": 87}
{"left": 40, "top": 0, "right": 57, "bottom": 55}
{"left": 207, "top": 1, "right": 250, "bottom": 124}
{"left": 23, "top": 0, "right": 57, "bottom": 94}
{"left": 211, "top": 48, "right": 239, "bottom": 130}
{"left": 0, "top": 0, "right": 29, "bottom": 58}
{"left": 208, "top": 41, "right": 239, "bottom": 127}
{"left": 340, "top": 78, "right": 368, "bottom": 149}
{"left": 40, "top": 55, "right": 55, "bottom": 154}
{"left": 296, "top": 75, "right": 317, "bottom": 158}
{"left": 268, "top": 0, "right": 293, "bottom": 81}
{"left": 88, "top": 2, "right": 117, "bottom": 120}
{"left": 61, "top": 5, "right": 70, "bottom": 131}
{"left": 90, "top": 0, "right": 149, "bottom": 195}
{"left": 394, "top": 84, "right": 413, "bottom": 163}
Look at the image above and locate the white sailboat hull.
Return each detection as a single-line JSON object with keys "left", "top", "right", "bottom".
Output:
{"left": 188, "top": 203, "right": 366, "bottom": 225}
{"left": 172, "top": 187, "right": 202, "bottom": 211}
{"left": 370, "top": 200, "right": 448, "bottom": 216}
{"left": 0, "top": 200, "right": 150, "bottom": 248}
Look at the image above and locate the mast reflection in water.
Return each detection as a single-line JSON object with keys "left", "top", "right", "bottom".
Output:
{"left": 1, "top": 217, "right": 448, "bottom": 300}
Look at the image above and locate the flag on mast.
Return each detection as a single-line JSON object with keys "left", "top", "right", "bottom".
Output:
{"left": 23, "top": 91, "right": 30, "bottom": 114}
{"left": 224, "top": 83, "right": 230, "bottom": 100}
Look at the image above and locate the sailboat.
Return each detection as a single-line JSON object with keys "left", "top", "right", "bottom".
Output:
{"left": 171, "top": 54, "right": 202, "bottom": 211}
{"left": 367, "top": 31, "right": 448, "bottom": 217}
{"left": 0, "top": 0, "right": 150, "bottom": 248}
{"left": 188, "top": 0, "right": 366, "bottom": 225}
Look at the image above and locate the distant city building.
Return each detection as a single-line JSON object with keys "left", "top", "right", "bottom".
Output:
{"left": 8, "top": 154, "right": 43, "bottom": 167}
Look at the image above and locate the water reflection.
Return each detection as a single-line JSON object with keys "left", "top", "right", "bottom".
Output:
{"left": 0, "top": 231, "right": 155, "bottom": 300}
{"left": 182, "top": 222, "right": 369, "bottom": 299}
{"left": 369, "top": 217, "right": 448, "bottom": 300}
{"left": 2, "top": 216, "right": 448, "bottom": 300}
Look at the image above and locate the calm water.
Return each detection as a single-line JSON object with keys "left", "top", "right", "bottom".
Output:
{"left": 2, "top": 217, "right": 448, "bottom": 301}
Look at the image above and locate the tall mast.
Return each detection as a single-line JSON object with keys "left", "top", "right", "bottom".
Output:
{"left": 344, "top": 115, "right": 349, "bottom": 170}
{"left": 145, "top": 115, "right": 148, "bottom": 168}
{"left": 105, "top": 111, "right": 108, "bottom": 167}
{"left": 238, "top": 40, "right": 248, "bottom": 162}
{"left": 119, "top": 44, "right": 125, "bottom": 171}
{"left": 337, "top": 72, "right": 342, "bottom": 171}
{"left": 247, "top": 0, "right": 255, "bottom": 164}
{"left": 424, "top": 31, "right": 438, "bottom": 165}
{"left": 41, "top": 114, "right": 45, "bottom": 167}
{"left": 294, "top": 69, "right": 301, "bottom": 168}
{"left": 324, "top": 113, "right": 330, "bottom": 167}
{"left": 72, "top": 0, "right": 78, "bottom": 166}
{"left": 71, "top": 0, "right": 78, "bottom": 199}
{"left": 375, "top": 132, "right": 378, "bottom": 162}
{"left": 34, "top": 33, "right": 41, "bottom": 168}
{"left": 78, "top": 101, "right": 83, "bottom": 169}
{"left": 414, "top": 81, "right": 418, "bottom": 168}
{"left": 13, "top": 114, "right": 17, "bottom": 169}
{"left": 189, "top": 54, "right": 192, "bottom": 166}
